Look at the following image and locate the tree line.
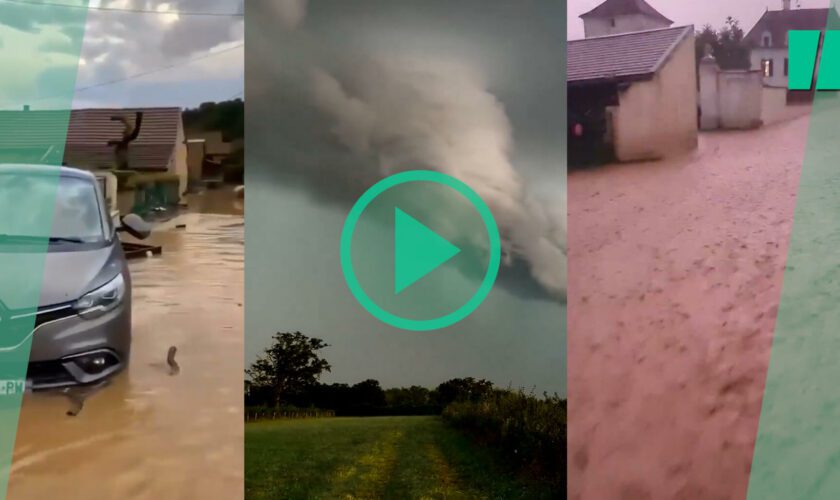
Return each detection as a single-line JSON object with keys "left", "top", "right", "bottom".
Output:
{"left": 182, "top": 99, "right": 244, "bottom": 142}
{"left": 244, "top": 331, "right": 497, "bottom": 416}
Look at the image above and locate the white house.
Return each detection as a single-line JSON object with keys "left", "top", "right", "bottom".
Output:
{"left": 744, "top": 2, "right": 828, "bottom": 88}
{"left": 579, "top": 0, "right": 672, "bottom": 39}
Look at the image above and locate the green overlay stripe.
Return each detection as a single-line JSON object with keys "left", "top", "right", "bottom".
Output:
{"left": 748, "top": 6, "right": 840, "bottom": 499}
{"left": 0, "top": 1, "right": 88, "bottom": 498}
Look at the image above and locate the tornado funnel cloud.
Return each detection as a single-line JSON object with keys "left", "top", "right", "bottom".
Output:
{"left": 309, "top": 57, "right": 567, "bottom": 300}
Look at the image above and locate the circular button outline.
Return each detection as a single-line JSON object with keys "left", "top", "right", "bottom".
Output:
{"left": 340, "top": 170, "right": 501, "bottom": 331}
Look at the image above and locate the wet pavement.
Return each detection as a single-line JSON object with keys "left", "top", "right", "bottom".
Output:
{"left": 568, "top": 116, "right": 810, "bottom": 499}
{"left": 8, "top": 189, "right": 244, "bottom": 499}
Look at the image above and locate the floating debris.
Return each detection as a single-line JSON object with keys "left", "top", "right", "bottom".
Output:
{"left": 167, "top": 346, "right": 180, "bottom": 376}
{"left": 62, "top": 379, "right": 111, "bottom": 417}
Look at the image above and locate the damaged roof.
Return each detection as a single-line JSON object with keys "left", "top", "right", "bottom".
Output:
{"left": 0, "top": 107, "right": 182, "bottom": 171}
{"left": 568, "top": 25, "right": 692, "bottom": 86}
{"left": 580, "top": 0, "right": 673, "bottom": 25}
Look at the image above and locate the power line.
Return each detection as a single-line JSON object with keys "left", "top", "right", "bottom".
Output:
{"left": 0, "top": 0, "right": 243, "bottom": 17}
{"left": 0, "top": 43, "right": 242, "bottom": 108}
{"left": 75, "top": 43, "right": 243, "bottom": 92}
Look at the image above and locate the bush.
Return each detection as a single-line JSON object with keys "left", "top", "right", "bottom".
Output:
{"left": 442, "top": 389, "right": 566, "bottom": 489}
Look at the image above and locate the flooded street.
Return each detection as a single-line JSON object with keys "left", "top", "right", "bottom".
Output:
{"left": 8, "top": 190, "right": 244, "bottom": 499}
{"left": 568, "top": 115, "right": 810, "bottom": 499}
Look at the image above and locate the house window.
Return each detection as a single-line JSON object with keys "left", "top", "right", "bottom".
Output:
{"left": 784, "top": 58, "right": 789, "bottom": 76}
{"left": 610, "top": 18, "right": 616, "bottom": 27}
{"left": 762, "top": 32, "right": 772, "bottom": 47}
{"left": 762, "top": 59, "right": 774, "bottom": 77}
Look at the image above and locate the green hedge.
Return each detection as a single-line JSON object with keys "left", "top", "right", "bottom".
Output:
{"left": 245, "top": 405, "right": 335, "bottom": 421}
{"left": 112, "top": 169, "right": 138, "bottom": 190}
{"left": 442, "top": 389, "right": 567, "bottom": 489}
{"left": 112, "top": 170, "right": 181, "bottom": 192}
{"left": 125, "top": 171, "right": 180, "bottom": 189}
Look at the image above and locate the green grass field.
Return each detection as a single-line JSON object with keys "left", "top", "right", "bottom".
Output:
{"left": 245, "top": 416, "right": 558, "bottom": 499}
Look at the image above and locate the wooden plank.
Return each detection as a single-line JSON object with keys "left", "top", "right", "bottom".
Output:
{"left": 121, "top": 241, "right": 162, "bottom": 259}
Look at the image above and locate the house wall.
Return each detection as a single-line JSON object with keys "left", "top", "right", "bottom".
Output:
{"left": 750, "top": 47, "right": 789, "bottom": 88}
{"left": 186, "top": 141, "right": 205, "bottom": 184}
{"left": 187, "top": 130, "right": 231, "bottom": 155}
{"left": 583, "top": 14, "right": 671, "bottom": 38}
{"left": 611, "top": 32, "right": 698, "bottom": 161}
{"left": 173, "top": 118, "right": 188, "bottom": 197}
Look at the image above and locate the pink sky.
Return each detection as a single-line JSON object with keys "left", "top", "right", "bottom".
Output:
{"left": 567, "top": 0, "right": 832, "bottom": 40}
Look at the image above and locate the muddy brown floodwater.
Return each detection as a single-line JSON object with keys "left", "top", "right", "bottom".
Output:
{"left": 569, "top": 114, "right": 810, "bottom": 499}
{"left": 8, "top": 189, "right": 244, "bottom": 499}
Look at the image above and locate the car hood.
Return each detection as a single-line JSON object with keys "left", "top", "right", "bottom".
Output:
{"left": 0, "top": 245, "right": 122, "bottom": 310}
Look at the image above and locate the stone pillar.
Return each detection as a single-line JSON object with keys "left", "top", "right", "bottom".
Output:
{"left": 698, "top": 45, "right": 720, "bottom": 131}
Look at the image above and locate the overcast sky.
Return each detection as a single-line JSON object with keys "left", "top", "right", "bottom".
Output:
{"left": 568, "top": 0, "right": 831, "bottom": 40}
{"left": 0, "top": 0, "right": 243, "bottom": 110}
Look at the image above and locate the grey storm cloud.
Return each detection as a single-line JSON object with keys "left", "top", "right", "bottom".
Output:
{"left": 155, "top": 0, "right": 245, "bottom": 57}
{"left": 247, "top": 0, "right": 567, "bottom": 302}
{"left": 270, "top": 0, "right": 309, "bottom": 30}
{"left": 48, "top": 0, "right": 246, "bottom": 87}
{"left": 310, "top": 59, "right": 567, "bottom": 300}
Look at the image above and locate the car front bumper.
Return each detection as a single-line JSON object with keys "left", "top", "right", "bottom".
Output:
{"left": 23, "top": 302, "right": 131, "bottom": 390}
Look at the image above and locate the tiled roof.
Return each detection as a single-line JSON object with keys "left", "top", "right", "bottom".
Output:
{"left": 744, "top": 8, "right": 830, "bottom": 49}
{"left": 0, "top": 107, "right": 181, "bottom": 171}
{"left": 580, "top": 0, "right": 673, "bottom": 25}
{"left": 568, "top": 25, "right": 692, "bottom": 85}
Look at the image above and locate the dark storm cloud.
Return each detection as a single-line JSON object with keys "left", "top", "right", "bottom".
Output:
{"left": 248, "top": 0, "right": 567, "bottom": 302}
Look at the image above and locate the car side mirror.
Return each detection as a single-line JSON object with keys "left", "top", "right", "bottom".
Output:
{"left": 118, "top": 213, "right": 151, "bottom": 240}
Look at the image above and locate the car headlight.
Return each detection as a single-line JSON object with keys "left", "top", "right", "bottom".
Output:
{"left": 73, "top": 274, "right": 125, "bottom": 318}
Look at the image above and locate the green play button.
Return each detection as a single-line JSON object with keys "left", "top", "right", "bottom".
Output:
{"left": 340, "top": 170, "right": 501, "bottom": 331}
{"left": 394, "top": 208, "right": 461, "bottom": 294}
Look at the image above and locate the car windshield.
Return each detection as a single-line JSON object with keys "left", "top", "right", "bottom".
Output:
{"left": 0, "top": 172, "right": 105, "bottom": 244}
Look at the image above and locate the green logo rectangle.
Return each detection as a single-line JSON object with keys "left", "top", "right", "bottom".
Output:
{"left": 789, "top": 30, "right": 821, "bottom": 90}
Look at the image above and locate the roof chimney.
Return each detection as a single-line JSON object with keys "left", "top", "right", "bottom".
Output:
{"left": 782, "top": 0, "right": 791, "bottom": 10}
{"left": 22, "top": 105, "right": 29, "bottom": 112}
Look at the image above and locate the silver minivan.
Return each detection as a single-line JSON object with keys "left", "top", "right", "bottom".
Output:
{"left": 0, "top": 164, "right": 149, "bottom": 390}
